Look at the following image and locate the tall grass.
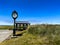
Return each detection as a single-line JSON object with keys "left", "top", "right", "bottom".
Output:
{"left": 28, "top": 24, "right": 60, "bottom": 45}
{"left": 1, "top": 24, "right": 60, "bottom": 45}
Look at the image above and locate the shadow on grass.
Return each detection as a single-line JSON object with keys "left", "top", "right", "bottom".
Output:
{"left": 16, "top": 33, "right": 23, "bottom": 36}
{"left": 11, "top": 33, "right": 23, "bottom": 39}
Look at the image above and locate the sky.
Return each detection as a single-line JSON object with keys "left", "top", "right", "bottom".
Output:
{"left": 0, "top": 0, "right": 60, "bottom": 25}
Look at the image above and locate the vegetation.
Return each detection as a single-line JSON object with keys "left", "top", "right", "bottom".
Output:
{"left": 0, "top": 24, "right": 60, "bottom": 45}
{"left": 28, "top": 24, "right": 60, "bottom": 45}
{"left": 0, "top": 25, "right": 13, "bottom": 30}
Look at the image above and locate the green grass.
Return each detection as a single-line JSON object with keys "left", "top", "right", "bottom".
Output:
{"left": 0, "top": 25, "right": 13, "bottom": 30}
{"left": 28, "top": 24, "right": 60, "bottom": 45}
{"left": 0, "top": 33, "right": 42, "bottom": 45}
{"left": 0, "top": 24, "right": 60, "bottom": 45}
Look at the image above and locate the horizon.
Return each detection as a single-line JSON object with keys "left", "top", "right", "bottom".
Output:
{"left": 0, "top": 0, "right": 60, "bottom": 25}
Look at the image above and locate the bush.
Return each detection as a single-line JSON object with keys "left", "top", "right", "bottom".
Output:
{"left": 28, "top": 24, "right": 60, "bottom": 45}
{"left": 28, "top": 24, "right": 60, "bottom": 36}
{"left": 28, "top": 24, "right": 47, "bottom": 36}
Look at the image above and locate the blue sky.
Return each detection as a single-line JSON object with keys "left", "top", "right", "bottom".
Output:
{"left": 0, "top": 0, "right": 60, "bottom": 25}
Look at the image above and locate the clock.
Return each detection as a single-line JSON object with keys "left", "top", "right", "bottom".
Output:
{"left": 13, "top": 13, "right": 17, "bottom": 18}
{"left": 12, "top": 10, "right": 18, "bottom": 19}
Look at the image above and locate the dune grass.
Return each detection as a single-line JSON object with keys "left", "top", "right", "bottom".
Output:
{"left": 0, "top": 24, "right": 60, "bottom": 45}
{"left": 0, "top": 33, "right": 42, "bottom": 45}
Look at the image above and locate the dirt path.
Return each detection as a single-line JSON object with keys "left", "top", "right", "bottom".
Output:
{"left": 0, "top": 30, "right": 13, "bottom": 43}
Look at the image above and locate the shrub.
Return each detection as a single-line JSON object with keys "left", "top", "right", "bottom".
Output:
{"left": 28, "top": 24, "right": 47, "bottom": 36}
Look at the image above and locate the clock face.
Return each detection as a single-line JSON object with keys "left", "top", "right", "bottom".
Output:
{"left": 13, "top": 13, "right": 17, "bottom": 18}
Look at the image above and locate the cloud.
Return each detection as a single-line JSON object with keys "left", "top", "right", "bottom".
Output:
{"left": 0, "top": 21, "right": 13, "bottom": 25}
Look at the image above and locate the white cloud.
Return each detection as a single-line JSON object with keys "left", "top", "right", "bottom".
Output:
{"left": 30, "top": 21, "right": 60, "bottom": 25}
{"left": 0, "top": 21, "right": 13, "bottom": 25}
{"left": 0, "top": 20, "right": 60, "bottom": 25}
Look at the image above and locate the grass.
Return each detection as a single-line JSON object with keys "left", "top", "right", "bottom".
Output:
{"left": 0, "top": 33, "right": 42, "bottom": 45}
{"left": 0, "top": 25, "right": 13, "bottom": 30}
{"left": 28, "top": 24, "right": 60, "bottom": 45}
{"left": 0, "top": 24, "right": 60, "bottom": 45}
